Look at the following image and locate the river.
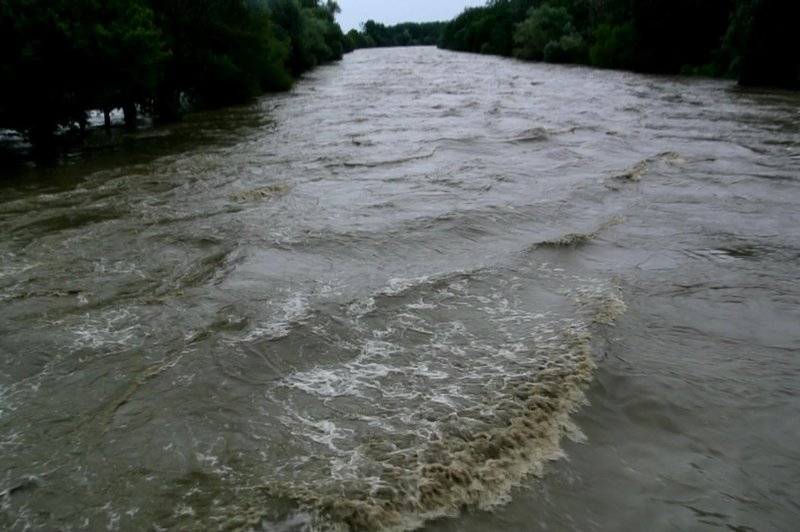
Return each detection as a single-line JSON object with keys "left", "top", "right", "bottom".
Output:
{"left": 1, "top": 47, "right": 798, "bottom": 531}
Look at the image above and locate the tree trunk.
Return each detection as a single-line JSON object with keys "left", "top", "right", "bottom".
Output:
{"left": 123, "top": 102, "right": 137, "bottom": 130}
{"left": 29, "top": 122, "right": 58, "bottom": 162}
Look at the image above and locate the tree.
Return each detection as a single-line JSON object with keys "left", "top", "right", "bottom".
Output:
{"left": 268, "top": 0, "right": 347, "bottom": 75}
{"left": 724, "top": 0, "right": 800, "bottom": 87}
{"left": 438, "top": 0, "right": 776, "bottom": 86}
{"left": 84, "top": 0, "right": 167, "bottom": 129}
{"left": 0, "top": 0, "right": 350, "bottom": 154}
{"left": 513, "top": 5, "right": 585, "bottom": 63}
{"left": 589, "top": 21, "right": 636, "bottom": 69}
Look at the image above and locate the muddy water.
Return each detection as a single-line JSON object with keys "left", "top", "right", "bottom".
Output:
{"left": 1, "top": 48, "right": 798, "bottom": 531}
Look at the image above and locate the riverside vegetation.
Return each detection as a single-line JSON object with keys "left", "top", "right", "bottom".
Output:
{"left": 3, "top": 0, "right": 797, "bottom": 156}
{"left": 0, "top": 0, "right": 350, "bottom": 153}
{"left": 347, "top": 0, "right": 798, "bottom": 89}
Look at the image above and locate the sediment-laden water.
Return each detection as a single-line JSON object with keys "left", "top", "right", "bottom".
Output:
{"left": 1, "top": 48, "right": 798, "bottom": 531}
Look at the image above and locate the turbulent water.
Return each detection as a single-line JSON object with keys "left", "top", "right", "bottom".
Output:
{"left": 1, "top": 48, "right": 799, "bottom": 531}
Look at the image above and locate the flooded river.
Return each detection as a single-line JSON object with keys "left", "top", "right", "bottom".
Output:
{"left": 1, "top": 47, "right": 799, "bottom": 531}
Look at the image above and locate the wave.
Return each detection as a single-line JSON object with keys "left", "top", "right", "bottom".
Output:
{"left": 10, "top": 208, "right": 123, "bottom": 236}
{"left": 614, "top": 161, "right": 649, "bottom": 182}
{"left": 228, "top": 184, "right": 289, "bottom": 202}
{"left": 341, "top": 149, "right": 439, "bottom": 169}
{"left": 68, "top": 308, "right": 143, "bottom": 351}
{"left": 198, "top": 274, "right": 628, "bottom": 532}
{"left": 573, "top": 282, "right": 628, "bottom": 326}
{"left": 535, "top": 215, "right": 626, "bottom": 249}
{"left": 237, "top": 292, "right": 313, "bottom": 343}
{"left": 266, "top": 205, "right": 542, "bottom": 259}
{"left": 345, "top": 269, "right": 484, "bottom": 321}
{"left": 270, "top": 330, "right": 595, "bottom": 531}
{"left": 3, "top": 287, "right": 85, "bottom": 301}
{"left": 223, "top": 326, "right": 606, "bottom": 531}
{"left": 612, "top": 151, "right": 684, "bottom": 182}
{"left": 504, "top": 127, "right": 550, "bottom": 143}
{"left": 502, "top": 126, "right": 577, "bottom": 144}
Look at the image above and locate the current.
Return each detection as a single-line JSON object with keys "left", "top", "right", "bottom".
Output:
{"left": 1, "top": 47, "right": 799, "bottom": 531}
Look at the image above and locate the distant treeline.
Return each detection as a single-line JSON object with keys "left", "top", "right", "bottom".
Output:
{"left": 438, "top": 0, "right": 799, "bottom": 88}
{"left": 0, "top": 0, "right": 351, "bottom": 151}
{"left": 346, "top": 21, "right": 447, "bottom": 48}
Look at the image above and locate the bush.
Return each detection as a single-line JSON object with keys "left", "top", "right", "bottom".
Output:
{"left": 513, "top": 5, "right": 580, "bottom": 62}
{"left": 589, "top": 22, "right": 636, "bottom": 70}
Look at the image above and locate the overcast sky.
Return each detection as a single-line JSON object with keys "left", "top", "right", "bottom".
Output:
{"left": 335, "top": 0, "right": 487, "bottom": 32}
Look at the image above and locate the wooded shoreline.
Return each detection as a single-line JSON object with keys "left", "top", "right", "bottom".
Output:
{"left": 2, "top": 0, "right": 797, "bottom": 159}
{"left": 0, "top": 0, "right": 352, "bottom": 155}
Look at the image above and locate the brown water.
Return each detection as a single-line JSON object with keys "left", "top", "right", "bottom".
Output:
{"left": 1, "top": 48, "right": 799, "bottom": 531}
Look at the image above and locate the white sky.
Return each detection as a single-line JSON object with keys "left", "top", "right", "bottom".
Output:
{"left": 335, "top": 0, "right": 487, "bottom": 32}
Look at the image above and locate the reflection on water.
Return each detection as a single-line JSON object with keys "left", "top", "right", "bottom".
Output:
{"left": 1, "top": 48, "right": 798, "bottom": 531}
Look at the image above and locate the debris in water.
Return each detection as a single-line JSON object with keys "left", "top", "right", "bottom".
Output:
{"left": 228, "top": 184, "right": 289, "bottom": 202}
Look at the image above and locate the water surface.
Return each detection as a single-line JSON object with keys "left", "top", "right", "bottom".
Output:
{"left": 1, "top": 48, "right": 798, "bottom": 531}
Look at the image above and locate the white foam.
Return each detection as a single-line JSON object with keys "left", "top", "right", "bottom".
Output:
{"left": 69, "top": 309, "right": 142, "bottom": 350}
{"left": 382, "top": 276, "right": 430, "bottom": 296}
{"left": 240, "top": 293, "right": 310, "bottom": 342}
{"left": 103, "top": 501, "right": 121, "bottom": 531}
{"left": 258, "top": 511, "right": 315, "bottom": 532}
{"left": 281, "top": 409, "right": 354, "bottom": 453}
{"left": 284, "top": 361, "right": 397, "bottom": 399}
{"left": 93, "top": 259, "right": 146, "bottom": 278}
{"left": 0, "top": 264, "right": 38, "bottom": 280}
{"left": 570, "top": 281, "right": 627, "bottom": 325}
{"left": 346, "top": 296, "right": 375, "bottom": 317}
{"left": 255, "top": 271, "right": 627, "bottom": 531}
{"left": 173, "top": 503, "right": 196, "bottom": 518}
{"left": 0, "top": 429, "right": 21, "bottom": 452}
{"left": 360, "top": 339, "right": 403, "bottom": 359}
{"left": 406, "top": 298, "right": 437, "bottom": 310}
{"left": 346, "top": 273, "right": 469, "bottom": 321}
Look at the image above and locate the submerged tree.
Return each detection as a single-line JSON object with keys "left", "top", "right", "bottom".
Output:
{"left": 86, "top": 0, "right": 167, "bottom": 129}
{"left": 0, "top": 0, "right": 350, "bottom": 153}
{"left": 1, "top": 0, "right": 95, "bottom": 149}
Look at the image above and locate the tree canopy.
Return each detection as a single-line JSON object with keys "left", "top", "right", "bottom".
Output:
{"left": 3, "top": 0, "right": 796, "bottom": 156}
{"left": 348, "top": 20, "right": 447, "bottom": 49}
{"left": 439, "top": 0, "right": 799, "bottom": 88}
{"left": 0, "top": 0, "right": 350, "bottom": 152}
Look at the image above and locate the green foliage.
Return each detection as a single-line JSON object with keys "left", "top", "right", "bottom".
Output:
{"left": 723, "top": 0, "right": 800, "bottom": 87}
{"left": 440, "top": 4, "right": 518, "bottom": 56}
{"left": 267, "top": 0, "right": 345, "bottom": 76}
{"left": 346, "top": 29, "right": 371, "bottom": 49}
{"left": 0, "top": 0, "right": 348, "bottom": 152}
{"left": 589, "top": 22, "right": 636, "bottom": 70}
{"left": 440, "top": 0, "right": 797, "bottom": 88}
{"left": 86, "top": 0, "right": 167, "bottom": 115}
{"left": 630, "top": 0, "right": 734, "bottom": 73}
{"left": 1, "top": 0, "right": 108, "bottom": 146}
{"left": 513, "top": 5, "right": 586, "bottom": 63}
{"left": 350, "top": 20, "right": 446, "bottom": 49}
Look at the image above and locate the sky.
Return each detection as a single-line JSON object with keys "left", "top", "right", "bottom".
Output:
{"left": 335, "top": 0, "right": 487, "bottom": 32}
